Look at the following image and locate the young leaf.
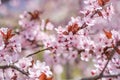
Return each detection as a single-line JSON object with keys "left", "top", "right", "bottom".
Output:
{"left": 103, "top": 29, "right": 112, "bottom": 39}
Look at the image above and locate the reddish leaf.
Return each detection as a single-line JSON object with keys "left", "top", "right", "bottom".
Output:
{"left": 39, "top": 73, "right": 47, "bottom": 80}
{"left": 45, "top": 19, "right": 50, "bottom": 27}
{"left": 11, "top": 74, "right": 17, "bottom": 80}
{"left": 0, "top": 30, "right": 6, "bottom": 38}
{"left": 72, "top": 23, "right": 80, "bottom": 34}
{"left": 98, "top": 0, "right": 105, "bottom": 6}
{"left": 103, "top": 29, "right": 112, "bottom": 39}
{"left": 46, "top": 77, "right": 53, "bottom": 80}
{"left": 98, "top": 0, "right": 110, "bottom": 6}
{"left": 29, "top": 60, "right": 34, "bottom": 67}
{"left": 67, "top": 25, "right": 72, "bottom": 32}
{"left": 0, "top": 29, "right": 15, "bottom": 44}
{"left": 45, "top": 19, "right": 50, "bottom": 25}
{"left": 97, "top": 10, "right": 103, "bottom": 17}
{"left": 28, "top": 10, "right": 43, "bottom": 20}
{"left": 67, "top": 23, "right": 80, "bottom": 34}
{"left": 63, "top": 31, "right": 68, "bottom": 35}
{"left": 39, "top": 73, "right": 53, "bottom": 80}
{"left": 7, "top": 29, "right": 15, "bottom": 40}
{"left": 104, "top": 0, "right": 110, "bottom": 3}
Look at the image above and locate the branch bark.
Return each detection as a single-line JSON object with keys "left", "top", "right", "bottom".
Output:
{"left": 0, "top": 64, "right": 28, "bottom": 76}
{"left": 26, "top": 47, "right": 51, "bottom": 57}
{"left": 80, "top": 48, "right": 117, "bottom": 80}
{"left": 80, "top": 73, "right": 120, "bottom": 80}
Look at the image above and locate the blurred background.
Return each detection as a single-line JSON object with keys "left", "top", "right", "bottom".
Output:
{"left": 0, "top": 0, "right": 120, "bottom": 80}
{"left": 0, "top": 0, "right": 120, "bottom": 29}
{"left": 0, "top": 0, "right": 82, "bottom": 27}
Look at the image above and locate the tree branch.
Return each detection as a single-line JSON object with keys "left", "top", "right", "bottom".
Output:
{"left": 80, "top": 48, "right": 116, "bottom": 80}
{"left": 0, "top": 47, "right": 51, "bottom": 77}
{"left": 102, "top": 73, "right": 120, "bottom": 78}
{"left": 26, "top": 47, "right": 51, "bottom": 57}
{"left": 99, "top": 49, "right": 115, "bottom": 76}
{"left": 80, "top": 73, "right": 120, "bottom": 80}
{"left": 0, "top": 64, "right": 28, "bottom": 76}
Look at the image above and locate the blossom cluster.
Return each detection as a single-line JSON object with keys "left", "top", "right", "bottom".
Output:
{"left": 42, "top": 0, "right": 119, "bottom": 80}
{"left": 0, "top": 0, "right": 119, "bottom": 80}
{"left": 43, "top": 0, "right": 115, "bottom": 63}
{"left": 0, "top": 10, "right": 53, "bottom": 80}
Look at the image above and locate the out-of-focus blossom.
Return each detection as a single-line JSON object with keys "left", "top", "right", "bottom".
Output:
{"left": 28, "top": 60, "right": 52, "bottom": 80}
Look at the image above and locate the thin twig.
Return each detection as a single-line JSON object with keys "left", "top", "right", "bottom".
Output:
{"left": 102, "top": 73, "right": 120, "bottom": 78}
{"left": 13, "top": 47, "right": 51, "bottom": 64}
{"left": 3, "top": 69, "right": 5, "bottom": 80}
{"left": 26, "top": 47, "right": 51, "bottom": 57}
{"left": 99, "top": 50, "right": 115, "bottom": 76}
{"left": 80, "top": 48, "right": 116, "bottom": 80}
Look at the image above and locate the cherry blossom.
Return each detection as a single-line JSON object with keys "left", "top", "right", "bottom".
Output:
{"left": 28, "top": 60, "right": 52, "bottom": 80}
{"left": 0, "top": 0, "right": 119, "bottom": 80}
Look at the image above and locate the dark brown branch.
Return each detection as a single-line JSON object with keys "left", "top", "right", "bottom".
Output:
{"left": 80, "top": 48, "right": 116, "bottom": 80}
{"left": 13, "top": 47, "right": 51, "bottom": 64}
{"left": 99, "top": 57, "right": 111, "bottom": 76}
{"left": 100, "top": 49, "right": 115, "bottom": 76}
{"left": 80, "top": 73, "right": 120, "bottom": 80}
{"left": 0, "top": 47, "right": 51, "bottom": 77}
{"left": 0, "top": 64, "right": 28, "bottom": 76}
{"left": 102, "top": 73, "right": 120, "bottom": 78}
{"left": 26, "top": 47, "right": 51, "bottom": 57}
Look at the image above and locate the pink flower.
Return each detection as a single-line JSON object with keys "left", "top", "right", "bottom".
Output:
{"left": 15, "top": 57, "right": 32, "bottom": 71}
{"left": 28, "top": 61, "right": 52, "bottom": 79}
{"left": 0, "top": 36, "right": 5, "bottom": 50}
{"left": 81, "top": 50, "right": 92, "bottom": 61}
